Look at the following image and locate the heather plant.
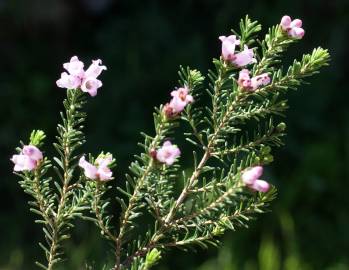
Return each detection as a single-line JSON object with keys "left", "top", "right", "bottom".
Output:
{"left": 11, "top": 15, "right": 329, "bottom": 270}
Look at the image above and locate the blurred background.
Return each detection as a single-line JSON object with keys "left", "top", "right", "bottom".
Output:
{"left": 0, "top": 0, "right": 348, "bottom": 269}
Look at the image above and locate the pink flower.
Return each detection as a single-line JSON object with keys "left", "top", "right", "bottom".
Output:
{"left": 79, "top": 155, "right": 113, "bottom": 181}
{"left": 81, "top": 59, "right": 107, "bottom": 97}
{"left": 79, "top": 156, "right": 98, "bottom": 179}
{"left": 238, "top": 69, "right": 252, "bottom": 89}
{"left": 11, "top": 154, "right": 37, "bottom": 172}
{"left": 219, "top": 35, "right": 240, "bottom": 61}
{"left": 81, "top": 78, "right": 102, "bottom": 97}
{"left": 11, "top": 145, "right": 43, "bottom": 172}
{"left": 56, "top": 56, "right": 107, "bottom": 96}
{"left": 232, "top": 45, "right": 256, "bottom": 67}
{"left": 242, "top": 166, "right": 263, "bottom": 185}
{"left": 250, "top": 179, "right": 270, "bottom": 193}
{"left": 156, "top": 141, "right": 181, "bottom": 165}
{"left": 163, "top": 86, "right": 194, "bottom": 118}
{"left": 63, "top": 56, "right": 85, "bottom": 77}
{"left": 85, "top": 59, "right": 107, "bottom": 78}
{"left": 238, "top": 69, "right": 270, "bottom": 92}
{"left": 95, "top": 156, "right": 113, "bottom": 181}
{"left": 251, "top": 73, "right": 271, "bottom": 89}
{"left": 169, "top": 87, "right": 194, "bottom": 113}
{"left": 242, "top": 166, "right": 270, "bottom": 193}
{"left": 280, "top": 15, "right": 305, "bottom": 39}
{"left": 22, "top": 145, "right": 43, "bottom": 161}
{"left": 56, "top": 72, "right": 81, "bottom": 89}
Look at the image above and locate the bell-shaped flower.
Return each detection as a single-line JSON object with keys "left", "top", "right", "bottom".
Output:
{"left": 79, "top": 155, "right": 113, "bottom": 181}
{"left": 11, "top": 154, "right": 37, "bottom": 172}
{"left": 242, "top": 166, "right": 270, "bottom": 193}
{"left": 251, "top": 73, "right": 271, "bottom": 90}
{"left": 85, "top": 59, "right": 107, "bottom": 78}
{"left": 169, "top": 87, "right": 194, "bottom": 113}
{"left": 22, "top": 145, "right": 43, "bottom": 162}
{"left": 250, "top": 179, "right": 270, "bottom": 193}
{"left": 238, "top": 70, "right": 270, "bottom": 92}
{"left": 238, "top": 69, "right": 252, "bottom": 89}
{"left": 56, "top": 72, "right": 81, "bottom": 89}
{"left": 79, "top": 156, "right": 98, "bottom": 179}
{"left": 95, "top": 155, "right": 113, "bottom": 181}
{"left": 156, "top": 141, "right": 181, "bottom": 166}
{"left": 63, "top": 56, "right": 85, "bottom": 77}
{"left": 81, "top": 78, "right": 103, "bottom": 97}
{"left": 242, "top": 166, "right": 263, "bottom": 185}
{"left": 280, "top": 15, "right": 305, "bottom": 39}
{"left": 219, "top": 35, "right": 240, "bottom": 61}
{"left": 56, "top": 56, "right": 107, "bottom": 96}
{"left": 11, "top": 145, "right": 43, "bottom": 172}
{"left": 232, "top": 45, "right": 256, "bottom": 67}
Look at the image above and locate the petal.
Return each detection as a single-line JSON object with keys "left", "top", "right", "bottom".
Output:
{"left": 11, "top": 154, "right": 37, "bottom": 171}
{"left": 79, "top": 156, "right": 98, "bottom": 179}
{"left": 242, "top": 166, "right": 263, "bottom": 185}
{"left": 98, "top": 166, "right": 113, "bottom": 181}
{"left": 289, "top": 27, "right": 305, "bottom": 39}
{"left": 290, "top": 19, "right": 302, "bottom": 28}
{"left": 280, "top": 15, "right": 292, "bottom": 30}
{"left": 85, "top": 59, "right": 107, "bottom": 78}
{"left": 22, "top": 145, "right": 43, "bottom": 161}
{"left": 169, "top": 96, "right": 186, "bottom": 113}
{"left": 251, "top": 179, "right": 270, "bottom": 192}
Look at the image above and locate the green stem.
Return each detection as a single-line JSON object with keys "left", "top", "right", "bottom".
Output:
{"left": 47, "top": 89, "right": 84, "bottom": 270}
{"left": 114, "top": 120, "right": 166, "bottom": 270}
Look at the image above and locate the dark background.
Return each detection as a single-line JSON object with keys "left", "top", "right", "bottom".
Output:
{"left": 0, "top": 0, "right": 348, "bottom": 269}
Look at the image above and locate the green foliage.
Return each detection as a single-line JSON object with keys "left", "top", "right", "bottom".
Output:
{"left": 15, "top": 89, "right": 91, "bottom": 269}
{"left": 11, "top": 15, "right": 330, "bottom": 270}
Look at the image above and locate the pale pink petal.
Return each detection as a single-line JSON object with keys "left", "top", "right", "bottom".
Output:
{"left": 238, "top": 69, "right": 252, "bottom": 90}
{"left": 242, "top": 166, "right": 263, "bottom": 185}
{"left": 186, "top": 94, "right": 194, "bottom": 103}
{"left": 163, "top": 141, "right": 172, "bottom": 147}
{"left": 11, "top": 154, "right": 37, "bottom": 171}
{"left": 169, "top": 87, "right": 193, "bottom": 113}
{"left": 85, "top": 59, "right": 107, "bottom": 79}
{"left": 250, "top": 179, "right": 270, "bottom": 193}
{"left": 156, "top": 141, "right": 181, "bottom": 165}
{"left": 56, "top": 72, "right": 81, "bottom": 89}
{"left": 165, "top": 157, "right": 175, "bottom": 166}
{"left": 169, "top": 96, "right": 186, "bottom": 113}
{"left": 97, "top": 166, "right": 113, "bottom": 181}
{"left": 251, "top": 73, "right": 271, "bottom": 90}
{"left": 63, "top": 56, "right": 85, "bottom": 77}
{"left": 232, "top": 46, "right": 256, "bottom": 67}
{"left": 79, "top": 156, "right": 98, "bottom": 179}
{"left": 280, "top": 15, "right": 292, "bottom": 30}
{"left": 288, "top": 27, "right": 305, "bottom": 39}
{"left": 219, "top": 35, "right": 240, "bottom": 61}
{"left": 290, "top": 19, "right": 302, "bottom": 28}
{"left": 22, "top": 145, "right": 43, "bottom": 162}
{"left": 81, "top": 77, "right": 102, "bottom": 97}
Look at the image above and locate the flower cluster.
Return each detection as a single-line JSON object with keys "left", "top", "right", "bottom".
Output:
{"left": 56, "top": 56, "right": 107, "bottom": 97}
{"left": 238, "top": 69, "right": 271, "bottom": 92}
{"left": 241, "top": 166, "right": 270, "bottom": 192}
{"left": 11, "top": 145, "right": 43, "bottom": 171}
{"left": 163, "top": 86, "right": 194, "bottom": 118}
{"left": 79, "top": 155, "right": 113, "bottom": 181}
{"left": 9, "top": 14, "right": 331, "bottom": 270}
{"left": 219, "top": 35, "right": 256, "bottom": 67}
{"left": 280, "top": 15, "right": 305, "bottom": 39}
